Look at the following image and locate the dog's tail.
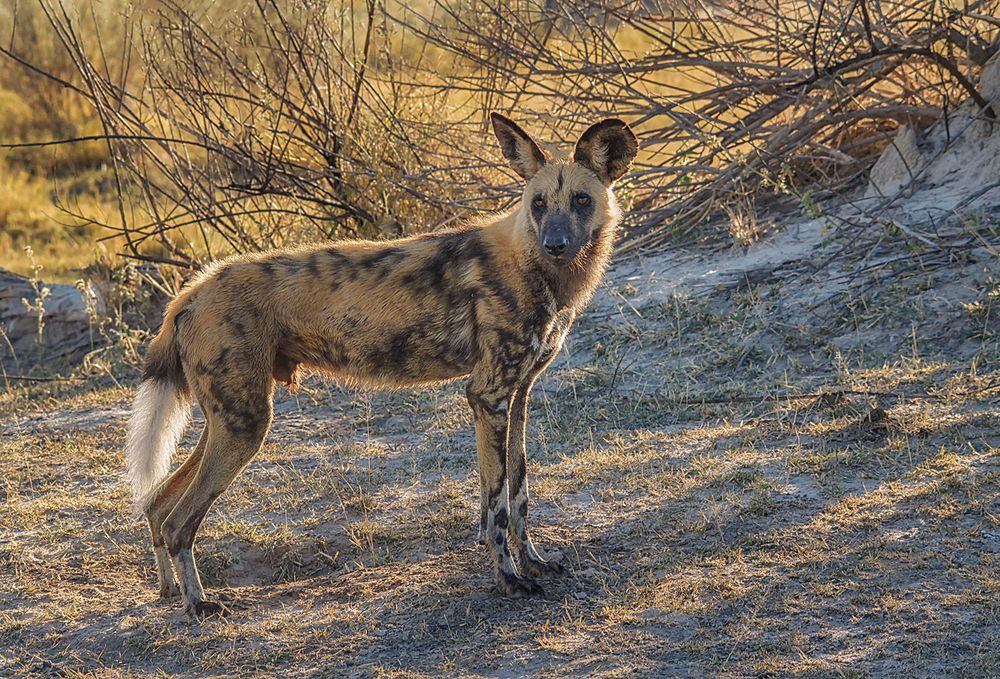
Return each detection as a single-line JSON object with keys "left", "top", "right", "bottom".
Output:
{"left": 125, "top": 301, "right": 193, "bottom": 515}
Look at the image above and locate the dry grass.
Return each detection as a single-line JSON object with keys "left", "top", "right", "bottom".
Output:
{"left": 2, "top": 215, "right": 998, "bottom": 677}
{"left": 0, "top": 1, "right": 125, "bottom": 281}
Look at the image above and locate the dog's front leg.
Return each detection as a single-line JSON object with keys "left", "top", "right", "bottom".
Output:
{"left": 466, "top": 367, "right": 542, "bottom": 597}
{"left": 507, "top": 380, "right": 563, "bottom": 578}
{"left": 506, "top": 308, "right": 573, "bottom": 577}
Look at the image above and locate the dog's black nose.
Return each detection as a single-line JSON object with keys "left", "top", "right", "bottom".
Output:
{"left": 544, "top": 235, "right": 569, "bottom": 257}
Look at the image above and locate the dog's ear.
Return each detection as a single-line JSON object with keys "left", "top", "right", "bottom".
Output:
{"left": 573, "top": 118, "right": 638, "bottom": 185}
{"left": 491, "top": 112, "right": 547, "bottom": 181}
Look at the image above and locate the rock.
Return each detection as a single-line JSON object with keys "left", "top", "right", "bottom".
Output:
{"left": 980, "top": 52, "right": 1000, "bottom": 109}
{"left": 860, "top": 53, "right": 1000, "bottom": 211}
{"left": 0, "top": 267, "right": 101, "bottom": 369}
{"left": 865, "top": 125, "right": 925, "bottom": 199}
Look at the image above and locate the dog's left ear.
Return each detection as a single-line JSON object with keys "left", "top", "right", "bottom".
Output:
{"left": 491, "top": 112, "right": 547, "bottom": 181}
{"left": 573, "top": 118, "right": 638, "bottom": 185}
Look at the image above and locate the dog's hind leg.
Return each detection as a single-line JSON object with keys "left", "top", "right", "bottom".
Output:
{"left": 162, "top": 378, "right": 273, "bottom": 618}
{"left": 143, "top": 428, "right": 208, "bottom": 598}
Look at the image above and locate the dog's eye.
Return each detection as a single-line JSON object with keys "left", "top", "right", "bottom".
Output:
{"left": 574, "top": 193, "right": 591, "bottom": 207}
{"left": 531, "top": 195, "right": 546, "bottom": 209}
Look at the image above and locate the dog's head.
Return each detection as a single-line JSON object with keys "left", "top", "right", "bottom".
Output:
{"left": 491, "top": 113, "right": 637, "bottom": 266}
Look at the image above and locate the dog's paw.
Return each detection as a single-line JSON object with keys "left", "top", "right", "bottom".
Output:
{"left": 187, "top": 600, "right": 230, "bottom": 619}
{"left": 497, "top": 572, "right": 544, "bottom": 598}
{"left": 158, "top": 580, "right": 181, "bottom": 600}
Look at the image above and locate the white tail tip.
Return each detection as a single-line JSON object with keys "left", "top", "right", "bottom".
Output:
{"left": 125, "top": 380, "right": 190, "bottom": 515}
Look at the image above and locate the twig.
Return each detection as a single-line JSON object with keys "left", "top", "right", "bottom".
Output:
{"left": 2, "top": 374, "right": 89, "bottom": 383}
{"left": 661, "top": 381, "right": 1000, "bottom": 407}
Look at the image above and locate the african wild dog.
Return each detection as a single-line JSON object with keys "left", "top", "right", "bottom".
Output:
{"left": 125, "top": 113, "right": 638, "bottom": 617}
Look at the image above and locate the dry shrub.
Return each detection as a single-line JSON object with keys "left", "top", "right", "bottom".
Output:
{"left": 14, "top": 0, "right": 518, "bottom": 264}
{"left": 5, "top": 0, "right": 999, "bottom": 263}
{"left": 396, "top": 0, "right": 1000, "bottom": 249}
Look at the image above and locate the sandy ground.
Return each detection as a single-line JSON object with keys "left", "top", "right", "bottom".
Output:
{"left": 2, "top": 183, "right": 999, "bottom": 677}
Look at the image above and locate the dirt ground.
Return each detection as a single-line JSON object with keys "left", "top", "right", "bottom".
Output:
{"left": 1, "top": 202, "right": 999, "bottom": 677}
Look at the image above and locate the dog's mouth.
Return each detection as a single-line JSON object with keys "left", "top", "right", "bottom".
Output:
{"left": 543, "top": 250, "right": 572, "bottom": 265}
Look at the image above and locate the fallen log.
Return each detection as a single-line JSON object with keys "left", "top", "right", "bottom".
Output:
{"left": 0, "top": 267, "right": 101, "bottom": 369}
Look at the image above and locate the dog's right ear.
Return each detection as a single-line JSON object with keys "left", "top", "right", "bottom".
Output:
{"left": 491, "top": 112, "right": 547, "bottom": 181}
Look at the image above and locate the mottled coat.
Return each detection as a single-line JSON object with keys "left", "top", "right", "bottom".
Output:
{"left": 125, "top": 114, "right": 638, "bottom": 617}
